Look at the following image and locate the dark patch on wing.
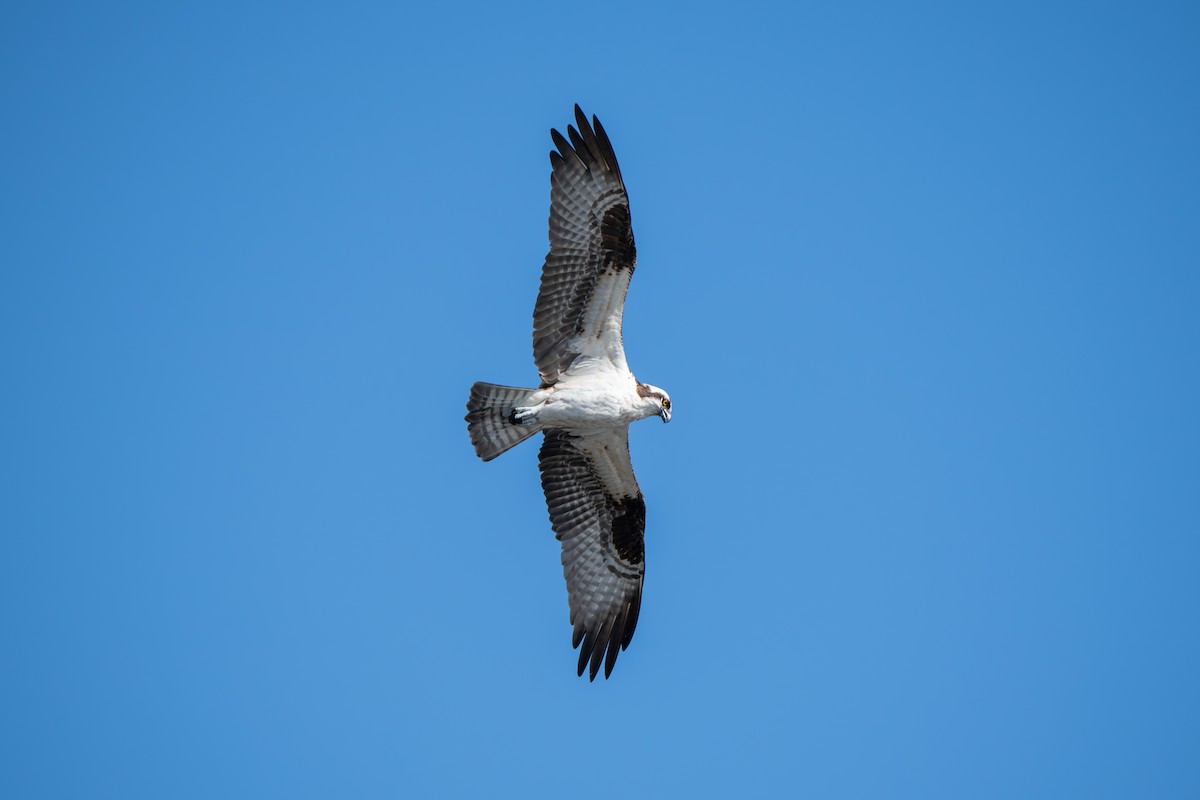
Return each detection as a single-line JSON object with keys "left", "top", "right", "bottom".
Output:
{"left": 600, "top": 203, "right": 636, "bottom": 274}
{"left": 610, "top": 496, "right": 645, "bottom": 565}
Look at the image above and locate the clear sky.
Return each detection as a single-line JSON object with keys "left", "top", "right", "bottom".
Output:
{"left": 3, "top": 2, "right": 1198, "bottom": 798}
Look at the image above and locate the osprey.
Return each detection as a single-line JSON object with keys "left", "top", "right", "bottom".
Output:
{"left": 466, "top": 106, "right": 671, "bottom": 681}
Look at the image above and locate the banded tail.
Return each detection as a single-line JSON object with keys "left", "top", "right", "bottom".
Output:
{"left": 465, "top": 382, "right": 541, "bottom": 461}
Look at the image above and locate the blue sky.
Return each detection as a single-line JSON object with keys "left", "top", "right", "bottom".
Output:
{"left": 3, "top": 2, "right": 1198, "bottom": 797}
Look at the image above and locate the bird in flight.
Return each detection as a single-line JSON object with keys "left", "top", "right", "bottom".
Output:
{"left": 466, "top": 105, "right": 672, "bottom": 681}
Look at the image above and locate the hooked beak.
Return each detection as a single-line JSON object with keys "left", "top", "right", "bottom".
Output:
{"left": 659, "top": 407, "right": 671, "bottom": 423}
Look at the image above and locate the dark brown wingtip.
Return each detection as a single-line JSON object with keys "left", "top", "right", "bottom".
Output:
{"left": 603, "top": 615, "right": 624, "bottom": 678}
{"left": 591, "top": 116, "right": 624, "bottom": 184}
{"left": 575, "top": 618, "right": 625, "bottom": 681}
{"left": 566, "top": 124, "right": 589, "bottom": 164}
{"left": 576, "top": 629, "right": 594, "bottom": 678}
{"left": 587, "top": 621, "right": 610, "bottom": 681}
{"left": 622, "top": 592, "right": 642, "bottom": 648}
{"left": 550, "top": 127, "right": 571, "bottom": 157}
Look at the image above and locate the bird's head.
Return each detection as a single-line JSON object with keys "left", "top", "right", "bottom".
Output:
{"left": 637, "top": 383, "right": 672, "bottom": 423}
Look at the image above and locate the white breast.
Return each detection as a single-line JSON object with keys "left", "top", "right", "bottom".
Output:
{"left": 537, "top": 363, "right": 640, "bottom": 431}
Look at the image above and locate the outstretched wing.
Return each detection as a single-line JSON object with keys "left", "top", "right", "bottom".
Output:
{"left": 533, "top": 105, "right": 637, "bottom": 386}
{"left": 538, "top": 428, "right": 645, "bottom": 680}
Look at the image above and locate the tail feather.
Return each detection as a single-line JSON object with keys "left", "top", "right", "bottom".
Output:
{"left": 465, "top": 382, "right": 540, "bottom": 461}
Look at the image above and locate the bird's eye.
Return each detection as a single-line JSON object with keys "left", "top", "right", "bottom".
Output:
{"left": 662, "top": 398, "right": 671, "bottom": 410}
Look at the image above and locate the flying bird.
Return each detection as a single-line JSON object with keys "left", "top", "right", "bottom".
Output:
{"left": 466, "top": 105, "right": 672, "bottom": 681}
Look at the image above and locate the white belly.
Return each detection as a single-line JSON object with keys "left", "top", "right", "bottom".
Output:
{"left": 537, "top": 386, "right": 637, "bottom": 429}
{"left": 528, "top": 360, "right": 642, "bottom": 431}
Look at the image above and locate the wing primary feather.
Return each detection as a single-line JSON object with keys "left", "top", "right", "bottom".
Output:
{"left": 576, "top": 628, "right": 596, "bottom": 678}
{"left": 591, "top": 116, "right": 624, "bottom": 184}
{"left": 588, "top": 617, "right": 615, "bottom": 681}
{"left": 549, "top": 127, "right": 569, "bottom": 153}
{"left": 574, "top": 110, "right": 609, "bottom": 174}
{"left": 621, "top": 591, "right": 642, "bottom": 648}
{"left": 603, "top": 609, "right": 627, "bottom": 678}
{"left": 572, "top": 620, "right": 586, "bottom": 649}
{"left": 573, "top": 104, "right": 592, "bottom": 150}
{"left": 550, "top": 128, "right": 585, "bottom": 171}
{"left": 567, "top": 124, "right": 593, "bottom": 167}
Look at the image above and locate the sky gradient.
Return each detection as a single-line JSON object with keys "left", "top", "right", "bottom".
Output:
{"left": 3, "top": 2, "right": 1199, "bottom": 797}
